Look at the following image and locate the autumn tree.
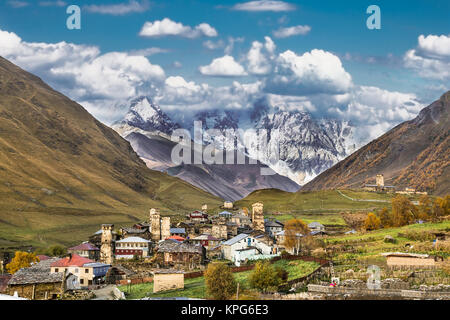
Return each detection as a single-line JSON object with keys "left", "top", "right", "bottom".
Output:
{"left": 6, "top": 251, "right": 39, "bottom": 274}
{"left": 204, "top": 263, "right": 237, "bottom": 300}
{"left": 418, "top": 195, "right": 432, "bottom": 221}
{"left": 378, "top": 207, "right": 392, "bottom": 227}
{"left": 283, "top": 218, "right": 310, "bottom": 254}
{"left": 391, "top": 195, "right": 417, "bottom": 227}
{"left": 248, "top": 260, "right": 283, "bottom": 293}
{"left": 364, "top": 213, "right": 381, "bottom": 231}
{"left": 432, "top": 196, "right": 450, "bottom": 220}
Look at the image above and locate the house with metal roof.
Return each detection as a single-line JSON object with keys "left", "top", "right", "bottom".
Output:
{"left": 170, "top": 228, "right": 186, "bottom": 237}
{"left": 264, "top": 219, "right": 284, "bottom": 237}
{"left": 115, "top": 236, "right": 152, "bottom": 260}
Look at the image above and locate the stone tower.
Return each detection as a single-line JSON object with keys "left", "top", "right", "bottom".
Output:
{"left": 150, "top": 208, "right": 161, "bottom": 241}
{"left": 149, "top": 208, "right": 171, "bottom": 241}
{"left": 376, "top": 174, "right": 384, "bottom": 187}
{"left": 161, "top": 217, "right": 171, "bottom": 240}
{"left": 251, "top": 202, "right": 265, "bottom": 232}
{"left": 100, "top": 224, "right": 114, "bottom": 265}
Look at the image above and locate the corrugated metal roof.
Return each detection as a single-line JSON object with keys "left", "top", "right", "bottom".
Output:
{"left": 222, "top": 233, "right": 248, "bottom": 246}
{"left": 116, "top": 236, "right": 151, "bottom": 243}
{"left": 170, "top": 228, "right": 186, "bottom": 234}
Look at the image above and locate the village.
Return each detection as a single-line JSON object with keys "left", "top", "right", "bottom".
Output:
{"left": 1, "top": 179, "right": 449, "bottom": 300}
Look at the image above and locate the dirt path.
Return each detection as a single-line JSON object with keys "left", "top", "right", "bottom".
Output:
{"left": 90, "top": 285, "right": 116, "bottom": 300}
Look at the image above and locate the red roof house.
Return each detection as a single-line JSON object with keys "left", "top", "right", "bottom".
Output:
{"left": 166, "top": 235, "right": 185, "bottom": 242}
{"left": 51, "top": 254, "right": 94, "bottom": 267}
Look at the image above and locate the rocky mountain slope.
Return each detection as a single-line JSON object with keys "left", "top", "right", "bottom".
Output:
{"left": 0, "top": 57, "right": 221, "bottom": 250}
{"left": 302, "top": 91, "right": 450, "bottom": 195}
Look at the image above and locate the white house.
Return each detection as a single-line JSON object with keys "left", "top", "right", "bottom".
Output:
{"left": 221, "top": 233, "right": 278, "bottom": 264}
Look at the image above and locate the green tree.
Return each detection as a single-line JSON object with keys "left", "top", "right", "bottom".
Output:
{"left": 6, "top": 251, "right": 39, "bottom": 274}
{"left": 364, "top": 212, "right": 381, "bottom": 231}
{"left": 204, "top": 263, "right": 237, "bottom": 300}
{"left": 46, "top": 245, "right": 67, "bottom": 257}
{"left": 248, "top": 261, "right": 282, "bottom": 293}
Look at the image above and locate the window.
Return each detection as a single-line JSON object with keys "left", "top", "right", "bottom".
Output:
{"left": 55, "top": 268, "right": 59, "bottom": 272}
{"left": 75, "top": 268, "right": 79, "bottom": 273}
{"left": 80, "top": 279, "right": 84, "bottom": 284}
{"left": 85, "top": 269, "right": 89, "bottom": 273}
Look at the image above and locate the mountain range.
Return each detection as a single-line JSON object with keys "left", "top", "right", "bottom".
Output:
{"left": 112, "top": 96, "right": 356, "bottom": 199}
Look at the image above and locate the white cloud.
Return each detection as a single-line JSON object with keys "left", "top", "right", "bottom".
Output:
{"left": 199, "top": 55, "right": 248, "bottom": 77}
{"left": 139, "top": 18, "right": 218, "bottom": 38}
{"left": 246, "top": 38, "right": 274, "bottom": 75}
{"left": 273, "top": 25, "right": 311, "bottom": 38}
{"left": 39, "top": 0, "right": 66, "bottom": 6}
{"left": 0, "top": 28, "right": 165, "bottom": 122}
{"left": 264, "top": 49, "right": 353, "bottom": 95}
{"left": 128, "top": 47, "right": 169, "bottom": 56}
{"left": 416, "top": 34, "right": 450, "bottom": 59}
{"left": 404, "top": 34, "right": 450, "bottom": 81}
{"left": 172, "top": 61, "right": 183, "bottom": 68}
{"left": 7, "top": 1, "right": 29, "bottom": 8}
{"left": 84, "top": 0, "right": 150, "bottom": 15}
{"left": 232, "top": 0, "right": 296, "bottom": 12}
{"left": 203, "top": 39, "right": 225, "bottom": 50}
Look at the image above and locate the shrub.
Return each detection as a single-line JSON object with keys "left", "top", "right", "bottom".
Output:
{"left": 204, "top": 263, "right": 237, "bottom": 300}
{"left": 248, "top": 261, "right": 283, "bottom": 292}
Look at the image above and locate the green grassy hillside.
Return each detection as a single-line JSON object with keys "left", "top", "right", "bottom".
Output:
{"left": 235, "top": 188, "right": 424, "bottom": 226}
{"left": 0, "top": 56, "right": 222, "bottom": 251}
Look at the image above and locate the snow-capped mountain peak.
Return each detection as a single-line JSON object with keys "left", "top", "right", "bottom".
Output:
{"left": 117, "top": 96, "right": 180, "bottom": 135}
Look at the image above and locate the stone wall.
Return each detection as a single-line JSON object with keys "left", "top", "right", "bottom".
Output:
{"left": 8, "top": 282, "right": 64, "bottom": 300}
{"left": 307, "top": 284, "right": 450, "bottom": 299}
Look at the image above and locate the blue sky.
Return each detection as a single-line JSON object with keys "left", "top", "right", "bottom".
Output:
{"left": 0, "top": 0, "right": 448, "bottom": 140}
